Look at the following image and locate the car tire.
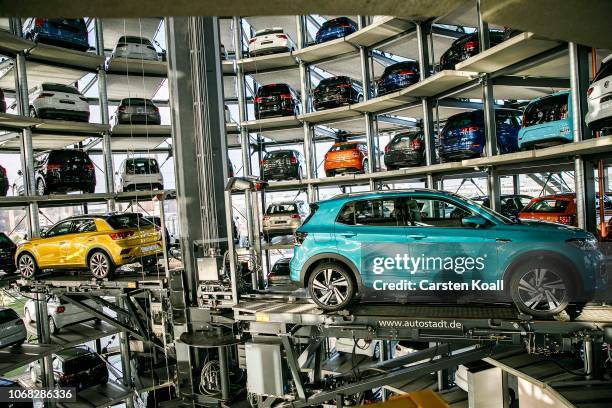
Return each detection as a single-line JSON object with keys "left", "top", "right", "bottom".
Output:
{"left": 84, "top": 185, "right": 95, "bottom": 194}
{"left": 49, "top": 317, "right": 59, "bottom": 335}
{"left": 357, "top": 95, "right": 364, "bottom": 103}
{"left": 18, "top": 253, "right": 39, "bottom": 278}
{"left": 362, "top": 158, "right": 369, "bottom": 173}
{"left": 386, "top": 164, "right": 396, "bottom": 171}
{"left": 325, "top": 170, "right": 334, "bottom": 178}
{"left": 88, "top": 250, "right": 115, "bottom": 279}
{"left": 509, "top": 258, "right": 572, "bottom": 318}
{"left": 308, "top": 261, "right": 356, "bottom": 311}
{"left": 36, "top": 179, "right": 47, "bottom": 196}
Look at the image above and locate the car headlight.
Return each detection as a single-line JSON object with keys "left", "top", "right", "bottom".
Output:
{"left": 566, "top": 237, "right": 598, "bottom": 251}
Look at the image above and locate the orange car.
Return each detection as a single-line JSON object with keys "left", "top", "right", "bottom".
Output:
{"left": 518, "top": 194, "right": 577, "bottom": 226}
{"left": 324, "top": 141, "right": 368, "bottom": 177}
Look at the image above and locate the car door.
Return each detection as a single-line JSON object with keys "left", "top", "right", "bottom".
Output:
{"left": 403, "top": 195, "right": 499, "bottom": 295}
{"left": 66, "top": 218, "right": 98, "bottom": 266}
{"left": 35, "top": 220, "right": 74, "bottom": 267}
{"left": 334, "top": 196, "right": 410, "bottom": 293}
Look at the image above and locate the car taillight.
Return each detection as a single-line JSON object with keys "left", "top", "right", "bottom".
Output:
{"left": 557, "top": 215, "right": 574, "bottom": 225}
{"left": 35, "top": 18, "right": 44, "bottom": 27}
{"left": 464, "top": 41, "right": 478, "bottom": 52}
{"left": 290, "top": 157, "right": 297, "bottom": 164}
{"left": 39, "top": 93, "right": 54, "bottom": 98}
{"left": 84, "top": 163, "right": 94, "bottom": 171}
{"left": 56, "top": 306, "right": 65, "bottom": 313}
{"left": 399, "top": 69, "right": 416, "bottom": 75}
{"left": 384, "top": 144, "right": 389, "bottom": 153}
{"left": 295, "top": 231, "right": 308, "bottom": 245}
{"left": 260, "top": 159, "right": 265, "bottom": 165}
{"left": 587, "top": 86, "right": 594, "bottom": 96}
{"left": 47, "top": 164, "right": 61, "bottom": 171}
{"left": 411, "top": 139, "right": 422, "bottom": 149}
{"left": 254, "top": 182, "right": 266, "bottom": 190}
{"left": 460, "top": 125, "right": 480, "bottom": 134}
{"left": 291, "top": 213, "right": 300, "bottom": 219}
{"left": 280, "top": 94, "right": 292, "bottom": 100}
{"left": 254, "top": 96, "right": 263, "bottom": 103}
{"left": 110, "top": 231, "right": 134, "bottom": 240}
{"left": 276, "top": 34, "right": 288, "bottom": 40}
{"left": 521, "top": 116, "right": 526, "bottom": 127}
{"left": 339, "top": 24, "right": 353, "bottom": 29}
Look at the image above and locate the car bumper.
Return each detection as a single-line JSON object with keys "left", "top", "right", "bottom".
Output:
{"left": 325, "top": 158, "right": 364, "bottom": 173}
{"left": 384, "top": 151, "right": 423, "bottom": 168}
{"left": 586, "top": 97, "right": 612, "bottom": 130}
{"left": 249, "top": 44, "right": 291, "bottom": 56}
{"left": 112, "top": 242, "right": 164, "bottom": 266}
{"left": 117, "top": 113, "right": 161, "bottom": 125}
{"left": 112, "top": 49, "right": 159, "bottom": 61}
{"left": 0, "top": 327, "right": 26, "bottom": 347}
{"left": 262, "top": 164, "right": 300, "bottom": 180}
{"left": 36, "top": 107, "right": 89, "bottom": 122}
{"left": 46, "top": 178, "right": 95, "bottom": 193}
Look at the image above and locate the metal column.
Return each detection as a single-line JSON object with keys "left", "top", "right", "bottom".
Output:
{"left": 296, "top": 16, "right": 317, "bottom": 202}
{"left": 417, "top": 21, "right": 436, "bottom": 189}
{"left": 10, "top": 18, "right": 39, "bottom": 237}
{"left": 35, "top": 294, "right": 54, "bottom": 400}
{"left": 118, "top": 297, "right": 134, "bottom": 408}
{"left": 233, "top": 16, "right": 256, "bottom": 251}
{"left": 477, "top": 1, "right": 501, "bottom": 211}
{"left": 358, "top": 16, "right": 376, "bottom": 190}
{"left": 94, "top": 18, "right": 115, "bottom": 211}
{"left": 569, "top": 42, "right": 597, "bottom": 233}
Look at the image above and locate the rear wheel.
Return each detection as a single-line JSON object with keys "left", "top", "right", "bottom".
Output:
{"left": 308, "top": 262, "right": 356, "bottom": 311}
{"left": 18, "top": 253, "right": 38, "bottom": 278}
{"left": 36, "top": 179, "right": 47, "bottom": 196}
{"left": 88, "top": 251, "right": 115, "bottom": 279}
{"left": 49, "top": 317, "right": 59, "bottom": 335}
{"left": 362, "top": 158, "right": 369, "bottom": 173}
{"left": 509, "top": 259, "right": 572, "bottom": 318}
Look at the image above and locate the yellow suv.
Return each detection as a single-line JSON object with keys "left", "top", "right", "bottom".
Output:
{"left": 16, "top": 213, "right": 163, "bottom": 279}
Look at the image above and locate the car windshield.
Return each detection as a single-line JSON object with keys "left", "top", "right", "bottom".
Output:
{"left": 391, "top": 132, "right": 420, "bottom": 144}
{"left": 330, "top": 143, "right": 359, "bottom": 152}
{"left": 0, "top": 309, "right": 18, "bottom": 324}
{"left": 64, "top": 354, "right": 101, "bottom": 373}
{"left": 524, "top": 94, "right": 569, "bottom": 126}
{"left": 318, "top": 77, "right": 350, "bottom": 87}
{"left": 41, "top": 84, "right": 80, "bottom": 94}
{"left": 0, "top": 233, "right": 12, "bottom": 245}
{"left": 119, "top": 36, "right": 153, "bottom": 45}
{"left": 265, "top": 151, "right": 293, "bottom": 159}
{"left": 106, "top": 214, "right": 153, "bottom": 229}
{"left": 524, "top": 199, "right": 571, "bottom": 213}
{"left": 445, "top": 112, "right": 480, "bottom": 129}
{"left": 48, "top": 150, "right": 90, "bottom": 164}
{"left": 266, "top": 204, "right": 297, "bottom": 214}
{"left": 256, "top": 28, "right": 283, "bottom": 36}
{"left": 258, "top": 85, "right": 291, "bottom": 97}
{"left": 593, "top": 60, "right": 612, "bottom": 82}
{"left": 125, "top": 159, "right": 159, "bottom": 174}
{"left": 459, "top": 195, "right": 514, "bottom": 224}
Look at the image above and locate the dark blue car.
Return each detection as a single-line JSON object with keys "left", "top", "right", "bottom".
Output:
{"left": 376, "top": 61, "right": 420, "bottom": 96}
{"left": 315, "top": 17, "right": 357, "bottom": 44}
{"left": 23, "top": 18, "right": 89, "bottom": 52}
{"left": 438, "top": 109, "right": 522, "bottom": 161}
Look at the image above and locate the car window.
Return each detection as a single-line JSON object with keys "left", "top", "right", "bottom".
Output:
{"left": 593, "top": 60, "right": 612, "bottom": 82}
{"left": 125, "top": 159, "right": 159, "bottom": 174}
{"left": 406, "top": 197, "right": 472, "bottom": 228}
{"left": 0, "top": 309, "right": 19, "bottom": 324}
{"left": 496, "top": 111, "right": 521, "bottom": 128}
{"left": 336, "top": 198, "right": 405, "bottom": 226}
{"left": 257, "top": 85, "right": 290, "bottom": 97}
{"left": 266, "top": 204, "right": 297, "bottom": 214}
{"left": 500, "top": 197, "right": 519, "bottom": 212}
{"left": 524, "top": 94, "right": 569, "bottom": 126}
{"left": 41, "top": 84, "right": 81, "bottom": 94}
{"left": 106, "top": 214, "right": 153, "bottom": 229}
{"left": 265, "top": 151, "right": 293, "bottom": 159}
{"left": 46, "top": 220, "right": 74, "bottom": 237}
{"left": 48, "top": 150, "right": 91, "bottom": 164}
{"left": 524, "top": 199, "right": 570, "bottom": 213}
{"left": 329, "top": 143, "right": 358, "bottom": 152}
{"left": 72, "top": 219, "right": 97, "bottom": 233}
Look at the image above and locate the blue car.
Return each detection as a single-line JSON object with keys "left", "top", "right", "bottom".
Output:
{"left": 438, "top": 108, "right": 522, "bottom": 161}
{"left": 376, "top": 61, "right": 420, "bottom": 96}
{"left": 23, "top": 18, "right": 89, "bottom": 52}
{"left": 518, "top": 91, "right": 573, "bottom": 149}
{"left": 315, "top": 17, "right": 357, "bottom": 44}
{"left": 290, "top": 189, "right": 603, "bottom": 317}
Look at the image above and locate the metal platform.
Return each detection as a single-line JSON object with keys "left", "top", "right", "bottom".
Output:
{"left": 0, "top": 189, "right": 177, "bottom": 208}
{"left": 111, "top": 123, "right": 171, "bottom": 136}
{"left": 17, "top": 272, "right": 167, "bottom": 295}
{"left": 0, "top": 59, "right": 90, "bottom": 92}
{"left": 106, "top": 58, "right": 167, "bottom": 77}
{"left": 241, "top": 115, "right": 301, "bottom": 131}
{"left": 347, "top": 17, "right": 414, "bottom": 48}
{"left": 237, "top": 52, "right": 298, "bottom": 73}
{"left": 105, "top": 74, "right": 166, "bottom": 100}
{"left": 294, "top": 37, "right": 358, "bottom": 64}
{"left": 221, "top": 60, "right": 235, "bottom": 74}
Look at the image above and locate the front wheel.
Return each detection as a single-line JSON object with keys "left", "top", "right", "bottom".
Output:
{"left": 362, "top": 158, "right": 369, "bottom": 173}
{"left": 88, "top": 251, "right": 115, "bottom": 279}
{"left": 49, "top": 317, "right": 59, "bottom": 335}
{"left": 308, "top": 262, "right": 356, "bottom": 311}
{"left": 28, "top": 106, "right": 37, "bottom": 118}
{"left": 509, "top": 260, "right": 572, "bottom": 318}
{"left": 36, "top": 179, "right": 47, "bottom": 196}
{"left": 18, "top": 253, "right": 38, "bottom": 278}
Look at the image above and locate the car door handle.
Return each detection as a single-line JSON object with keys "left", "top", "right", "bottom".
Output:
{"left": 59, "top": 241, "right": 67, "bottom": 245}
{"left": 340, "top": 232, "right": 356, "bottom": 237}
{"left": 495, "top": 238, "right": 512, "bottom": 243}
{"left": 409, "top": 234, "right": 427, "bottom": 240}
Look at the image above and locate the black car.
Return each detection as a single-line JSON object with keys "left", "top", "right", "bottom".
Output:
{"left": 376, "top": 61, "right": 420, "bottom": 96}
{"left": 0, "top": 165, "right": 8, "bottom": 196}
{"left": 384, "top": 131, "right": 425, "bottom": 170}
{"left": 115, "top": 98, "right": 161, "bottom": 125}
{"left": 0, "top": 378, "right": 33, "bottom": 408}
{"left": 268, "top": 257, "right": 291, "bottom": 284}
{"left": 439, "top": 30, "right": 505, "bottom": 70}
{"left": 0, "top": 88, "right": 6, "bottom": 113}
{"left": 313, "top": 76, "right": 363, "bottom": 111}
{"left": 261, "top": 150, "right": 304, "bottom": 181}
{"left": 28, "top": 149, "right": 96, "bottom": 195}
{"left": 472, "top": 194, "right": 533, "bottom": 218}
{"left": 0, "top": 233, "right": 16, "bottom": 274}
{"left": 30, "top": 346, "right": 108, "bottom": 391}
{"left": 254, "top": 84, "right": 300, "bottom": 120}
{"left": 315, "top": 17, "right": 358, "bottom": 44}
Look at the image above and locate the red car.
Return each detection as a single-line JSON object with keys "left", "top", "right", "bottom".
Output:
{"left": 518, "top": 194, "right": 577, "bottom": 226}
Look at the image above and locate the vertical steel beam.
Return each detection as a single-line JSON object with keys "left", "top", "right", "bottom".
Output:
{"left": 34, "top": 294, "right": 54, "bottom": 398}
{"left": 218, "top": 346, "right": 231, "bottom": 401}
{"left": 417, "top": 21, "right": 436, "bottom": 189}
{"left": 118, "top": 297, "right": 134, "bottom": 408}
{"left": 94, "top": 19, "right": 115, "bottom": 211}
{"left": 358, "top": 16, "right": 376, "bottom": 190}
{"left": 569, "top": 42, "right": 597, "bottom": 233}
{"left": 11, "top": 18, "right": 39, "bottom": 237}
{"left": 233, "top": 16, "right": 256, "bottom": 250}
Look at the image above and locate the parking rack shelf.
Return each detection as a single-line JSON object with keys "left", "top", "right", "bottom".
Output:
{"left": 16, "top": 273, "right": 168, "bottom": 294}
{"left": 237, "top": 52, "right": 298, "bottom": 73}
{"left": 105, "top": 58, "right": 168, "bottom": 77}
{"left": 0, "top": 343, "right": 59, "bottom": 376}
{"left": 25, "top": 320, "right": 119, "bottom": 350}
{"left": 222, "top": 60, "right": 235, "bottom": 74}
{"left": 0, "top": 189, "right": 176, "bottom": 208}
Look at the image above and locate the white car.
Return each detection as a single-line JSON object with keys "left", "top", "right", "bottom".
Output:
{"left": 112, "top": 35, "right": 159, "bottom": 61}
{"left": 262, "top": 201, "right": 307, "bottom": 241}
{"left": 24, "top": 296, "right": 102, "bottom": 334}
{"left": 117, "top": 157, "right": 164, "bottom": 192}
{"left": 248, "top": 27, "right": 294, "bottom": 57}
{"left": 586, "top": 54, "right": 612, "bottom": 131}
{"left": 0, "top": 307, "right": 26, "bottom": 348}
{"left": 29, "top": 83, "right": 90, "bottom": 122}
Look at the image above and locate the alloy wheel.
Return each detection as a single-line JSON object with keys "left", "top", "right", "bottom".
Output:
{"left": 516, "top": 268, "right": 567, "bottom": 313}
{"left": 19, "top": 254, "right": 36, "bottom": 278}
{"left": 311, "top": 268, "right": 350, "bottom": 307}
{"left": 36, "top": 179, "right": 45, "bottom": 196}
{"left": 90, "top": 252, "right": 110, "bottom": 278}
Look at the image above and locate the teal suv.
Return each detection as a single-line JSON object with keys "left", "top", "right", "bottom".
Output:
{"left": 290, "top": 189, "right": 605, "bottom": 317}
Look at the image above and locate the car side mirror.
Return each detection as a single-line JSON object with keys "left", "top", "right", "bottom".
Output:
{"left": 462, "top": 215, "right": 488, "bottom": 228}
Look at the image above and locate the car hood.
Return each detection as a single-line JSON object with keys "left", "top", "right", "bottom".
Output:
{"left": 504, "top": 219, "right": 590, "bottom": 236}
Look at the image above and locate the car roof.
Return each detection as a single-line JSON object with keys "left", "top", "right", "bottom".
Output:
{"left": 526, "top": 90, "right": 570, "bottom": 104}
{"left": 268, "top": 201, "right": 300, "bottom": 206}
{"left": 56, "top": 346, "right": 95, "bottom": 361}
{"left": 60, "top": 212, "right": 137, "bottom": 221}
{"left": 324, "top": 188, "right": 444, "bottom": 204}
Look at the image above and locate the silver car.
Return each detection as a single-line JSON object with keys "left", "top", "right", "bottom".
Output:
{"left": 262, "top": 201, "right": 307, "bottom": 242}
{"left": 24, "top": 296, "right": 102, "bottom": 334}
{"left": 0, "top": 308, "right": 26, "bottom": 348}
{"left": 112, "top": 35, "right": 159, "bottom": 61}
